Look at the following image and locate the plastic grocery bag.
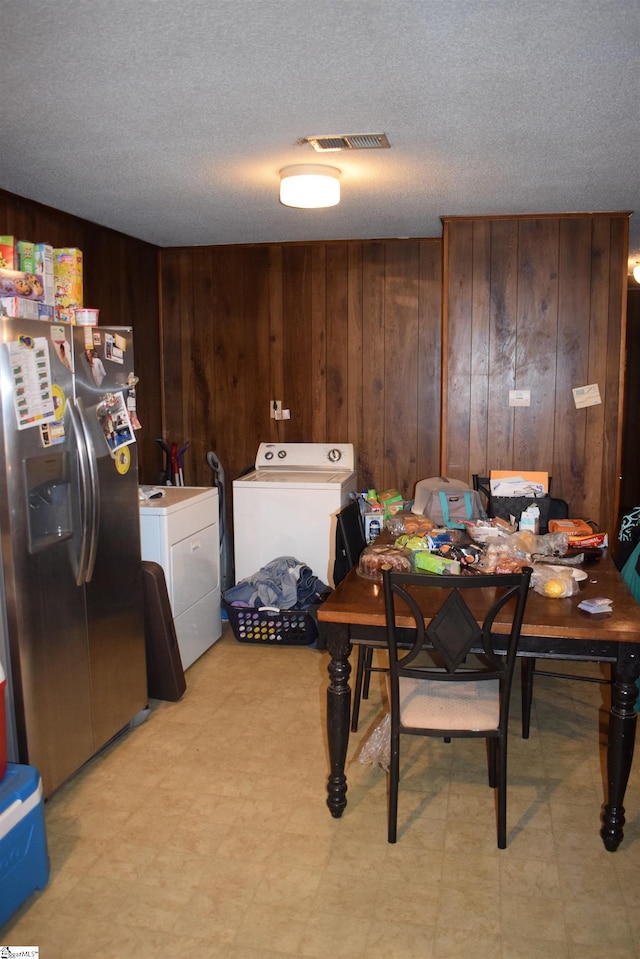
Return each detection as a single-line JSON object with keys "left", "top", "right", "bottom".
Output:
{"left": 358, "top": 711, "right": 391, "bottom": 770}
{"left": 530, "top": 566, "right": 578, "bottom": 599}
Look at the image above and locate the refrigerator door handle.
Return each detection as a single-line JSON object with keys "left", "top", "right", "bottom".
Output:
{"left": 67, "top": 397, "right": 92, "bottom": 586}
{"left": 75, "top": 396, "right": 101, "bottom": 583}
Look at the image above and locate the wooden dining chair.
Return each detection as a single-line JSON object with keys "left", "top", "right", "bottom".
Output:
{"left": 333, "top": 499, "right": 367, "bottom": 587}
{"left": 382, "top": 565, "right": 532, "bottom": 848}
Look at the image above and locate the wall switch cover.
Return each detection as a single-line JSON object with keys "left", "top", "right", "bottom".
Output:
{"left": 509, "top": 390, "right": 530, "bottom": 407}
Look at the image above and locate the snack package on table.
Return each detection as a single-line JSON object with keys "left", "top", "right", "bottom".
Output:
{"left": 530, "top": 566, "right": 579, "bottom": 598}
{"left": 386, "top": 511, "right": 434, "bottom": 537}
{"left": 358, "top": 543, "right": 411, "bottom": 581}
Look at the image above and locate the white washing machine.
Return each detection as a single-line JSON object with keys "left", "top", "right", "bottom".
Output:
{"left": 233, "top": 442, "right": 357, "bottom": 587}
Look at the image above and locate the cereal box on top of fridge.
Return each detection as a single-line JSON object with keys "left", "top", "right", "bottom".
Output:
{"left": 0, "top": 237, "right": 16, "bottom": 270}
{"left": 34, "top": 243, "right": 54, "bottom": 306}
{"left": 17, "top": 241, "right": 35, "bottom": 273}
{"left": 53, "top": 248, "right": 83, "bottom": 280}
{"left": 54, "top": 248, "right": 83, "bottom": 321}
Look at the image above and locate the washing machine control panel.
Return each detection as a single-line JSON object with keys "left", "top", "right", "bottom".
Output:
{"left": 255, "top": 442, "right": 354, "bottom": 471}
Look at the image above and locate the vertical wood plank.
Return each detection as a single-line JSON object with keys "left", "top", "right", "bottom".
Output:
{"left": 416, "top": 239, "right": 442, "bottom": 484}
{"left": 326, "top": 244, "right": 349, "bottom": 441}
{"left": 514, "top": 218, "right": 558, "bottom": 471}
{"left": 310, "top": 245, "right": 327, "bottom": 440}
{"left": 602, "top": 216, "right": 627, "bottom": 535}
{"left": 360, "top": 243, "right": 385, "bottom": 490}
{"left": 268, "top": 243, "right": 284, "bottom": 444}
{"left": 469, "top": 220, "right": 491, "bottom": 475}
{"left": 347, "top": 243, "right": 364, "bottom": 456}
{"left": 554, "top": 218, "right": 591, "bottom": 510}
{"left": 384, "top": 242, "right": 419, "bottom": 496}
{"left": 283, "top": 245, "right": 312, "bottom": 442}
{"left": 582, "top": 217, "right": 611, "bottom": 522}
{"left": 487, "top": 219, "right": 518, "bottom": 471}
{"left": 443, "top": 220, "right": 474, "bottom": 477}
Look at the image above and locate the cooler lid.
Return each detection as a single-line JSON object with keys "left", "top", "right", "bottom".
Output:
{"left": 0, "top": 763, "right": 42, "bottom": 818}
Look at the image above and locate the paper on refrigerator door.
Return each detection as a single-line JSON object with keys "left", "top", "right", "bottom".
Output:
{"left": 9, "top": 336, "right": 57, "bottom": 429}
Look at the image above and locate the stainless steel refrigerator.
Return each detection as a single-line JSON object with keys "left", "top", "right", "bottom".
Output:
{"left": 0, "top": 317, "right": 147, "bottom": 797}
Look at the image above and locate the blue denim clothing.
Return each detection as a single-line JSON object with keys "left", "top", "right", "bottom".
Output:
{"left": 223, "top": 556, "right": 330, "bottom": 610}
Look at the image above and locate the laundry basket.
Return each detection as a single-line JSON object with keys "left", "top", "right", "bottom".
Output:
{"left": 223, "top": 602, "right": 318, "bottom": 646}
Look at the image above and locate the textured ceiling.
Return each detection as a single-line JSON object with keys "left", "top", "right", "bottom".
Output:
{"left": 2, "top": 0, "right": 639, "bottom": 273}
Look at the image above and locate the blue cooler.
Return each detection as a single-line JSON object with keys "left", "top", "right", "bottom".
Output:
{"left": 0, "top": 764, "right": 49, "bottom": 929}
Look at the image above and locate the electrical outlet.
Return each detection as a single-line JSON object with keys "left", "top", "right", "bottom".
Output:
{"left": 270, "top": 400, "right": 282, "bottom": 419}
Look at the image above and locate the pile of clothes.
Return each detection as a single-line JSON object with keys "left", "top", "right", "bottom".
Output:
{"left": 222, "top": 556, "right": 331, "bottom": 610}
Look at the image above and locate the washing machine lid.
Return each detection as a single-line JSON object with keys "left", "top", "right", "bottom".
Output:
{"left": 254, "top": 442, "right": 354, "bottom": 471}
{"left": 234, "top": 467, "right": 356, "bottom": 490}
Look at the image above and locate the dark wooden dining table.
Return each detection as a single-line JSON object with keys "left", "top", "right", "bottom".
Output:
{"left": 317, "top": 552, "right": 640, "bottom": 851}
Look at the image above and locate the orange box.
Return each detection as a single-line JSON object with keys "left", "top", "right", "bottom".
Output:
{"left": 490, "top": 470, "right": 549, "bottom": 494}
{"left": 548, "top": 518, "right": 593, "bottom": 535}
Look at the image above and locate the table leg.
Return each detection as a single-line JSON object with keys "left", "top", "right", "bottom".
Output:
{"left": 326, "top": 623, "right": 352, "bottom": 818}
{"left": 600, "top": 646, "right": 640, "bottom": 851}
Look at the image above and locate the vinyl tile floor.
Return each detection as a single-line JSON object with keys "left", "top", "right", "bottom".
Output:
{"left": 3, "top": 625, "right": 640, "bottom": 958}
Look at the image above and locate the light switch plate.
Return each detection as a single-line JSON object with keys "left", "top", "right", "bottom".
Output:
{"left": 509, "top": 390, "right": 531, "bottom": 407}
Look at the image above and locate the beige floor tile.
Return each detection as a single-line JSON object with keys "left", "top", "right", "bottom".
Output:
{"left": 433, "top": 926, "right": 502, "bottom": 959}
{"left": 298, "top": 907, "right": 371, "bottom": 959}
{"left": 2, "top": 627, "right": 637, "bottom": 958}
{"left": 365, "top": 917, "right": 435, "bottom": 958}
{"left": 500, "top": 892, "right": 567, "bottom": 942}
{"left": 563, "top": 899, "right": 635, "bottom": 949}
{"left": 500, "top": 938, "right": 571, "bottom": 959}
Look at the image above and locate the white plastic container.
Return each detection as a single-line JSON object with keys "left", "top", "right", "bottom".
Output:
{"left": 520, "top": 505, "right": 540, "bottom": 534}
{"left": 74, "top": 308, "right": 99, "bottom": 326}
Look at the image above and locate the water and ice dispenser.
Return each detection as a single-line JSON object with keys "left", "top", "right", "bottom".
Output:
{"left": 24, "top": 452, "right": 73, "bottom": 553}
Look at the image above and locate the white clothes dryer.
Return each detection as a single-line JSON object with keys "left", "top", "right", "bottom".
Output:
{"left": 232, "top": 442, "right": 357, "bottom": 587}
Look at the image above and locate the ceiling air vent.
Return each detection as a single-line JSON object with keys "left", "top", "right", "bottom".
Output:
{"left": 304, "top": 133, "right": 390, "bottom": 152}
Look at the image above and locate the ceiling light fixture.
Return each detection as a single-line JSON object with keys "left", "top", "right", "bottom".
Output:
{"left": 633, "top": 263, "right": 640, "bottom": 284}
{"left": 279, "top": 165, "right": 340, "bottom": 209}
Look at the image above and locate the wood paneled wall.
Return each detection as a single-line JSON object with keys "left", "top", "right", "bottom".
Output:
{"left": 158, "top": 240, "right": 443, "bottom": 498}
{"left": 442, "top": 214, "right": 629, "bottom": 536}
{"left": 2, "top": 190, "right": 631, "bottom": 543}
{"left": 0, "top": 190, "right": 162, "bottom": 481}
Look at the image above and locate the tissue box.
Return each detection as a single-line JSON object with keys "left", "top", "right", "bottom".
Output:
{"left": 0, "top": 764, "right": 49, "bottom": 928}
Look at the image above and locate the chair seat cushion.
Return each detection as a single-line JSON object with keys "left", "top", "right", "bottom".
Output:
{"left": 399, "top": 677, "right": 500, "bottom": 731}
